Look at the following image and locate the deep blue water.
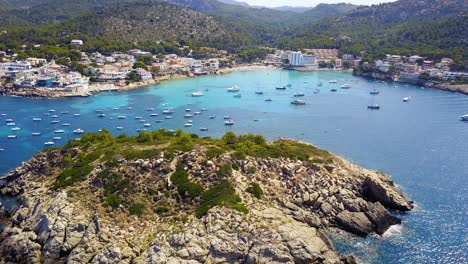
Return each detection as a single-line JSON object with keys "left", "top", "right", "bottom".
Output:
{"left": 0, "top": 70, "right": 467, "bottom": 263}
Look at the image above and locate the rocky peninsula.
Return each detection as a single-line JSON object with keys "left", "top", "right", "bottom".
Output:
{"left": 0, "top": 130, "right": 413, "bottom": 263}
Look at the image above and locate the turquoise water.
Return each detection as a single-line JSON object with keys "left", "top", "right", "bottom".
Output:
{"left": 0, "top": 70, "right": 467, "bottom": 263}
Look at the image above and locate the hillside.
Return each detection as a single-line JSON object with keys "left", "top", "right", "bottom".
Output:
{"left": 0, "top": 130, "right": 413, "bottom": 263}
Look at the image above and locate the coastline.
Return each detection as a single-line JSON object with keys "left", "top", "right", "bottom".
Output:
{"left": 353, "top": 71, "right": 468, "bottom": 95}
{"left": 0, "top": 64, "right": 276, "bottom": 99}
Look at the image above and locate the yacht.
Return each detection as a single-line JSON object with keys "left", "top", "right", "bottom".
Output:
{"left": 48, "top": 109, "right": 56, "bottom": 112}
{"left": 146, "top": 108, "right": 155, "bottom": 111}
{"left": 329, "top": 80, "right": 337, "bottom": 84}
{"left": 144, "top": 123, "right": 151, "bottom": 127}
{"left": 403, "top": 96, "right": 411, "bottom": 102}
{"left": 187, "top": 120, "right": 193, "bottom": 124}
{"left": 227, "top": 85, "right": 240, "bottom": 92}
{"left": 330, "top": 88, "right": 338, "bottom": 92}
{"left": 293, "top": 92, "right": 305, "bottom": 97}
{"left": 184, "top": 114, "right": 193, "bottom": 118}
{"left": 233, "top": 93, "right": 242, "bottom": 98}
{"left": 97, "top": 113, "right": 106, "bottom": 118}
{"left": 117, "top": 115, "right": 126, "bottom": 119}
{"left": 201, "top": 108, "right": 208, "bottom": 111}
{"left": 194, "top": 111, "right": 202, "bottom": 115}
{"left": 95, "top": 109, "right": 103, "bottom": 113}
{"left": 113, "top": 107, "right": 119, "bottom": 110}
{"left": 209, "top": 115, "right": 216, "bottom": 119}
{"left": 53, "top": 137, "right": 62, "bottom": 140}
{"left": 224, "top": 120, "right": 235, "bottom": 126}
{"left": 223, "top": 115, "right": 231, "bottom": 120}
{"left": 162, "top": 108, "right": 173, "bottom": 114}
{"left": 32, "top": 117, "right": 42, "bottom": 122}
{"left": 460, "top": 115, "right": 468, "bottom": 121}
{"left": 255, "top": 91, "right": 264, "bottom": 95}
{"left": 185, "top": 108, "right": 192, "bottom": 112}
{"left": 7, "top": 135, "right": 17, "bottom": 139}
{"left": 155, "top": 120, "right": 163, "bottom": 123}
{"left": 73, "top": 113, "right": 81, "bottom": 117}
{"left": 370, "top": 90, "right": 380, "bottom": 95}
{"left": 44, "top": 141, "right": 55, "bottom": 146}
{"left": 341, "top": 84, "right": 351, "bottom": 89}
{"left": 32, "top": 132, "right": 41, "bottom": 136}
{"left": 191, "top": 91, "right": 204, "bottom": 97}
{"left": 265, "top": 98, "right": 272, "bottom": 102}
{"left": 139, "top": 120, "right": 147, "bottom": 123}
{"left": 62, "top": 123, "right": 71, "bottom": 127}
{"left": 127, "top": 107, "right": 133, "bottom": 110}
{"left": 164, "top": 116, "right": 172, "bottom": 119}
{"left": 73, "top": 128, "right": 84, "bottom": 134}
{"left": 135, "top": 116, "right": 143, "bottom": 120}
{"left": 291, "top": 99, "right": 306, "bottom": 105}
{"left": 11, "top": 127, "right": 21, "bottom": 131}
{"left": 367, "top": 104, "right": 380, "bottom": 110}
{"left": 314, "top": 89, "right": 320, "bottom": 94}
{"left": 150, "top": 113, "right": 159, "bottom": 117}
{"left": 184, "top": 123, "right": 193, "bottom": 127}
{"left": 54, "top": 129, "right": 65, "bottom": 133}
{"left": 51, "top": 115, "right": 59, "bottom": 118}
{"left": 6, "top": 122, "right": 15, "bottom": 126}
{"left": 137, "top": 129, "right": 147, "bottom": 132}
{"left": 200, "top": 127, "right": 208, "bottom": 131}
{"left": 60, "top": 111, "right": 69, "bottom": 114}
{"left": 5, "top": 118, "right": 14, "bottom": 122}
{"left": 50, "top": 120, "right": 60, "bottom": 124}
{"left": 0, "top": 148, "right": 4, "bottom": 151}
{"left": 275, "top": 85, "right": 286, "bottom": 90}
{"left": 116, "top": 126, "right": 124, "bottom": 130}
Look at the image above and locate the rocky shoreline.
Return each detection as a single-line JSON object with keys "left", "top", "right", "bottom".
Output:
{"left": 353, "top": 71, "right": 468, "bottom": 95}
{"left": 0, "top": 133, "right": 413, "bottom": 263}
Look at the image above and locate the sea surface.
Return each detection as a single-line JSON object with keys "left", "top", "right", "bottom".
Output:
{"left": 0, "top": 70, "right": 467, "bottom": 263}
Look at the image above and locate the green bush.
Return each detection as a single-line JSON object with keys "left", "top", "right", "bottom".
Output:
{"left": 247, "top": 166, "right": 256, "bottom": 174}
{"left": 216, "top": 164, "right": 232, "bottom": 179}
{"left": 171, "top": 162, "right": 203, "bottom": 198}
{"left": 196, "top": 180, "right": 248, "bottom": 217}
{"left": 129, "top": 203, "right": 145, "bottom": 216}
{"left": 105, "top": 193, "right": 122, "bottom": 208}
{"left": 246, "top": 182, "right": 264, "bottom": 199}
{"left": 206, "top": 147, "right": 224, "bottom": 160}
{"left": 155, "top": 206, "right": 170, "bottom": 216}
{"left": 231, "top": 162, "right": 240, "bottom": 171}
{"left": 121, "top": 148, "right": 160, "bottom": 160}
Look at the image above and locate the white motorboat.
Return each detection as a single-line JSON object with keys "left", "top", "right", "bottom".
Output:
{"left": 329, "top": 80, "right": 337, "bottom": 83}
{"left": 192, "top": 91, "right": 204, "bottom": 97}
{"left": 255, "top": 90, "right": 264, "bottom": 95}
{"left": 32, "top": 117, "right": 42, "bottom": 122}
{"left": 162, "top": 108, "right": 173, "bottom": 114}
{"left": 11, "top": 127, "right": 21, "bottom": 131}
{"left": 116, "top": 126, "right": 124, "bottom": 130}
{"left": 275, "top": 85, "right": 286, "bottom": 90}
{"left": 146, "top": 108, "right": 155, "bottom": 111}
{"left": 117, "top": 115, "right": 127, "bottom": 119}
{"left": 184, "top": 123, "right": 193, "bottom": 127}
{"left": 6, "top": 122, "right": 15, "bottom": 126}
{"left": 200, "top": 127, "right": 208, "bottom": 131}
{"left": 224, "top": 120, "right": 235, "bottom": 126}
{"left": 201, "top": 108, "right": 208, "bottom": 111}
{"left": 44, "top": 141, "right": 55, "bottom": 146}
{"left": 185, "top": 108, "right": 191, "bottom": 112}
{"left": 135, "top": 116, "right": 143, "bottom": 120}
{"left": 291, "top": 99, "right": 306, "bottom": 105}
{"left": 53, "top": 137, "right": 62, "bottom": 140}
{"left": 54, "top": 129, "right": 65, "bottom": 133}
{"left": 155, "top": 120, "right": 163, "bottom": 123}
{"left": 367, "top": 104, "right": 380, "bottom": 110}
{"left": 144, "top": 123, "right": 151, "bottom": 127}
{"left": 184, "top": 114, "right": 193, "bottom": 118}
{"left": 194, "top": 111, "right": 201, "bottom": 115}
{"left": 5, "top": 118, "right": 14, "bottom": 122}
{"left": 460, "top": 114, "right": 468, "bottom": 121}
{"left": 150, "top": 113, "right": 159, "bottom": 117}
{"left": 403, "top": 96, "right": 411, "bottom": 102}
{"left": 227, "top": 86, "right": 240, "bottom": 92}
{"left": 341, "top": 84, "right": 351, "bottom": 89}
{"left": 223, "top": 115, "right": 231, "bottom": 119}
{"left": 50, "top": 120, "right": 60, "bottom": 124}
{"left": 294, "top": 92, "right": 305, "bottom": 97}
{"left": 97, "top": 113, "right": 106, "bottom": 118}
{"left": 209, "top": 115, "right": 216, "bottom": 119}
{"left": 370, "top": 90, "right": 380, "bottom": 95}
{"left": 51, "top": 115, "right": 59, "bottom": 118}
{"left": 32, "top": 132, "right": 41, "bottom": 136}
{"left": 7, "top": 135, "right": 17, "bottom": 139}
{"left": 265, "top": 98, "right": 272, "bottom": 102}
{"left": 233, "top": 93, "right": 242, "bottom": 98}
{"left": 73, "top": 128, "right": 84, "bottom": 134}
{"left": 73, "top": 113, "right": 81, "bottom": 117}
{"left": 48, "top": 109, "right": 56, "bottom": 112}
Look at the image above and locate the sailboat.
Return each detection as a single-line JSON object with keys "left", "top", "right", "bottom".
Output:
{"left": 275, "top": 70, "right": 286, "bottom": 90}
{"left": 368, "top": 93, "right": 380, "bottom": 110}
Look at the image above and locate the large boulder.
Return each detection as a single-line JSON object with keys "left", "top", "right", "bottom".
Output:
{"left": 364, "top": 202, "right": 401, "bottom": 235}
{"left": 336, "top": 211, "right": 373, "bottom": 237}
{"left": 363, "top": 176, "right": 413, "bottom": 211}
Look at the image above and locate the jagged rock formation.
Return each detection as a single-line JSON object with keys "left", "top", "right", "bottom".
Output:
{"left": 0, "top": 131, "right": 413, "bottom": 263}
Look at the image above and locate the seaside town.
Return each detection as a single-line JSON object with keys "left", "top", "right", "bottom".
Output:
{"left": 0, "top": 39, "right": 467, "bottom": 98}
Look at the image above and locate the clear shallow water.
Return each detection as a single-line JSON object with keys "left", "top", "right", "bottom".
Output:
{"left": 0, "top": 70, "right": 467, "bottom": 263}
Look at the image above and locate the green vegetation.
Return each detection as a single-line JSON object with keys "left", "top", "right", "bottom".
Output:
{"left": 129, "top": 203, "right": 145, "bottom": 216}
{"left": 170, "top": 162, "right": 203, "bottom": 199}
{"left": 216, "top": 164, "right": 232, "bottom": 179}
{"left": 196, "top": 180, "right": 248, "bottom": 218}
{"left": 246, "top": 182, "right": 264, "bottom": 199}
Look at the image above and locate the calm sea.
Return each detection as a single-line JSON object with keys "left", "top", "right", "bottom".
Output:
{"left": 1, "top": 70, "right": 467, "bottom": 263}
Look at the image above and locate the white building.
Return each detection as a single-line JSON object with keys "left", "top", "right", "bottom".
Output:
{"left": 209, "top": 61, "right": 219, "bottom": 70}
{"left": 98, "top": 71, "right": 128, "bottom": 80}
{"left": 1, "top": 61, "right": 33, "bottom": 76}
{"left": 290, "top": 52, "right": 303, "bottom": 66}
{"left": 27, "top": 57, "right": 47, "bottom": 66}
{"left": 136, "top": 68, "right": 152, "bottom": 80}
{"left": 303, "top": 55, "right": 316, "bottom": 66}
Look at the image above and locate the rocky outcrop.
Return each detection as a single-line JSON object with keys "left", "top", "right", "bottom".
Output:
{"left": 0, "top": 138, "right": 413, "bottom": 263}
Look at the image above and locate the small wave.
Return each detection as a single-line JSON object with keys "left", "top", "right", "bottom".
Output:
{"left": 382, "top": 224, "right": 403, "bottom": 238}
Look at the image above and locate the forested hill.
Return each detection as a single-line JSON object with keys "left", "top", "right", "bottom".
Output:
{"left": 0, "top": 0, "right": 466, "bottom": 64}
